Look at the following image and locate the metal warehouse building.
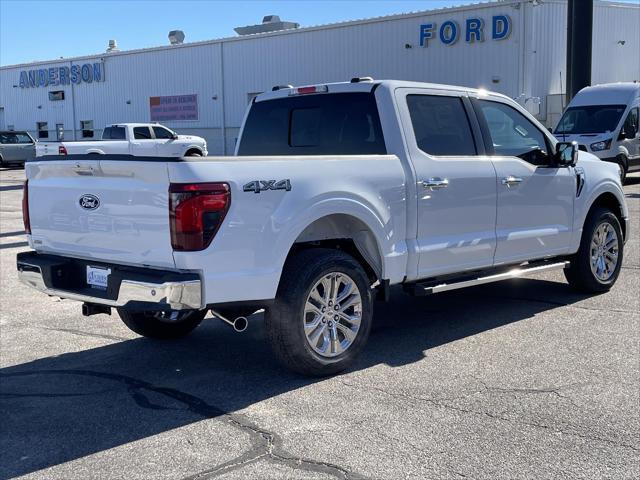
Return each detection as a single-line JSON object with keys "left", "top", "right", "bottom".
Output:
{"left": 1, "top": 0, "right": 638, "bottom": 154}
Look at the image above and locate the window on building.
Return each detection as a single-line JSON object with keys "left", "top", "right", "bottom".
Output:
{"left": 237, "top": 92, "right": 386, "bottom": 156}
{"left": 37, "top": 122, "right": 48, "bottom": 139}
{"left": 102, "top": 126, "right": 126, "bottom": 140}
{"left": 477, "top": 100, "right": 549, "bottom": 165}
{"left": 152, "top": 126, "right": 175, "bottom": 139}
{"left": 407, "top": 95, "right": 477, "bottom": 156}
{"left": 133, "top": 126, "right": 152, "bottom": 139}
{"left": 81, "top": 120, "right": 94, "bottom": 138}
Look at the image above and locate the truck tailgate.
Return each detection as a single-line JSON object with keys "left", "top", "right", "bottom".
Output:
{"left": 27, "top": 158, "right": 176, "bottom": 269}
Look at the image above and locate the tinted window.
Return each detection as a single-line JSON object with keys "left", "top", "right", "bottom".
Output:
{"left": 153, "top": 126, "right": 174, "bottom": 139}
{"left": 407, "top": 95, "right": 476, "bottom": 156}
{"left": 622, "top": 107, "right": 639, "bottom": 137}
{"left": 0, "top": 132, "right": 32, "bottom": 144}
{"left": 237, "top": 92, "right": 386, "bottom": 155}
{"left": 478, "top": 100, "right": 549, "bottom": 165}
{"left": 555, "top": 105, "right": 626, "bottom": 134}
{"left": 133, "top": 127, "right": 152, "bottom": 139}
{"left": 103, "top": 126, "right": 126, "bottom": 140}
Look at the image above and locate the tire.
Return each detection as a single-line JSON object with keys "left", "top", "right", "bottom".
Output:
{"left": 617, "top": 155, "right": 628, "bottom": 184}
{"left": 117, "top": 308, "right": 206, "bottom": 339}
{"left": 266, "top": 248, "right": 373, "bottom": 376}
{"left": 564, "top": 207, "right": 624, "bottom": 293}
{"left": 186, "top": 151, "right": 202, "bottom": 157}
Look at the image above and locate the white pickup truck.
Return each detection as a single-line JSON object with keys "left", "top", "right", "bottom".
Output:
{"left": 18, "top": 79, "right": 629, "bottom": 376}
{"left": 36, "top": 123, "right": 207, "bottom": 157}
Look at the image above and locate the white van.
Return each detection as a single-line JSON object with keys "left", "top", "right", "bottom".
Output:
{"left": 554, "top": 83, "right": 639, "bottom": 182}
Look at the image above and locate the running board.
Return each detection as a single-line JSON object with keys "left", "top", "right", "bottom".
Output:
{"left": 409, "top": 261, "right": 570, "bottom": 296}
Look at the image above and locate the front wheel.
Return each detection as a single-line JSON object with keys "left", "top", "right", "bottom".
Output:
{"left": 117, "top": 309, "right": 206, "bottom": 339}
{"left": 266, "top": 249, "right": 373, "bottom": 376}
{"left": 564, "top": 207, "right": 623, "bottom": 293}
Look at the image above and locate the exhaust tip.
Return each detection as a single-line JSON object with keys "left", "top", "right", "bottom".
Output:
{"left": 233, "top": 316, "right": 248, "bottom": 333}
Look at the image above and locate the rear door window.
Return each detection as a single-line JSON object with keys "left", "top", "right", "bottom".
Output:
{"left": 133, "top": 127, "right": 153, "bottom": 139}
{"left": 103, "top": 126, "right": 126, "bottom": 140}
{"left": 407, "top": 95, "right": 477, "bottom": 156}
{"left": 237, "top": 92, "right": 386, "bottom": 155}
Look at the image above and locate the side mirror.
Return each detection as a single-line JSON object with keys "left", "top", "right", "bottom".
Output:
{"left": 554, "top": 141, "right": 578, "bottom": 167}
{"left": 171, "top": 133, "right": 178, "bottom": 140}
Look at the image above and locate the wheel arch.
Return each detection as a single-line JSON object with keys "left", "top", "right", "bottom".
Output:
{"left": 184, "top": 147, "right": 203, "bottom": 156}
{"left": 586, "top": 191, "right": 627, "bottom": 241}
{"left": 85, "top": 149, "right": 105, "bottom": 155}
{"left": 284, "top": 213, "right": 386, "bottom": 285}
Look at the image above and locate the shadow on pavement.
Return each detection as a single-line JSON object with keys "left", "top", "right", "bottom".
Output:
{"left": 0, "top": 278, "right": 592, "bottom": 478}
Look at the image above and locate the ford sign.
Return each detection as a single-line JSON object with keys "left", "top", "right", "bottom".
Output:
{"left": 79, "top": 194, "right": 100, "bottom": 210}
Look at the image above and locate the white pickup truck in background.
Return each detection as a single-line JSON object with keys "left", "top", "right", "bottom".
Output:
{"left": 36, "top": 123, "right": 207, "bottom": 157}
{"left": 18, "top": 79, "right": 629, "bottom": 376}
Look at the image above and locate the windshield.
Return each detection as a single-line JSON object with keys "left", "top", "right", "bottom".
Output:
{"left": 554, "top": 104, "right": 626, "bottom": 134}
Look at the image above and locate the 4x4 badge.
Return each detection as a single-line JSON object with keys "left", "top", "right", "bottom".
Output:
{"left": 243, "top": 179, "right": 292, "bottom": 194}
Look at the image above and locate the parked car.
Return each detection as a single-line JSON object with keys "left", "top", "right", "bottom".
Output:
{"left": 0, "top": 131, "right": 36, "bottom": 166}
{"left": 554, "top": 83, "right": 640, "bottom": 183}
{"left": 35, "top": 123, "right": 207, "bottom": 157}
{"left": 18, "top": 79, "right": 628, "bottom": 376}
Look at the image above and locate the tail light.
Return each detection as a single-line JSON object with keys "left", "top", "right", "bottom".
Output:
{"left": 169, "top": 182, "right": 230, "bottom": 251}
{"left": 22, "top": 180, "right": 31, "bottom": 234}
{"left": 58, "top": 145, "right": 68, "bottom": 155}
{"left": 289, "top": 84, "right": 328, "bottom": 96}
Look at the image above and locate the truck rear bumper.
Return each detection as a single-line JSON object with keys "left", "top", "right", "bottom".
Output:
{"left": 16, "top": 251, "right": 203, "bottom": 311}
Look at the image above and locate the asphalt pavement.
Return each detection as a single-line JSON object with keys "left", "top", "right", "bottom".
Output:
{"left": 1, "top": 165, "right": 638, "bottom": 479}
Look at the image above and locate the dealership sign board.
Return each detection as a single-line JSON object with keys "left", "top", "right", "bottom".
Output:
{"left": 419, "top": 15, "right": 511, "bottom": 47}
{"left": 19, "top": 62, "right": 105, "bottom": 88}
{"left": 150, "top": 94, "right": 198, "bottom": 122}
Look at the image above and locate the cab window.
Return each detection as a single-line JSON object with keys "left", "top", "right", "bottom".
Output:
{"left": 478, "top": 100, "right": 549, "bottom": 165}
{"left": 407, "top": 95, "right": 477, "bottom": 156}
{"left": 153, "top": 126, "right": 174, "bottom": 139}
{"left": 133, "top": 127, "right": 153, "bottom": 139}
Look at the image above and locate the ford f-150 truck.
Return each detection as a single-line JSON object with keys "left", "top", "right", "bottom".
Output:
{"left": 36, "top": 123, "right": 207, "bottom": 157}
{"left": 18, "top": 79, "right": 629, "bottom": 376}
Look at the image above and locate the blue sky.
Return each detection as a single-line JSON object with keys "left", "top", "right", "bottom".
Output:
{"left": 1, "top": 0, "right": 637, "bottom": 66}
{"left": 0, "top": 0, "right": 482, "bottom": 66}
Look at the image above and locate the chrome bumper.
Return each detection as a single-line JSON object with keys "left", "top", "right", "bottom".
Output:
{"left": 17, "top": 254, "right": 202, "bottom": 311}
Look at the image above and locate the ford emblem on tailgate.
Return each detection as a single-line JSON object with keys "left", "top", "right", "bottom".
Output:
{"left": 79, "top": 194, "right": 100, "bottom": 210}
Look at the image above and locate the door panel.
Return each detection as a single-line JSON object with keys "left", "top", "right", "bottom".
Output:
{"left": 474, "top": 98, "right": 574, "bottom": 265}
{"left": 397, "top": 89, "right": 497, "bottom": 279}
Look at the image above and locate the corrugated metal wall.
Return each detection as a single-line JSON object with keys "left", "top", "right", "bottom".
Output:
{"left": 1, "top": 0, "right": 638, "bottom": 153}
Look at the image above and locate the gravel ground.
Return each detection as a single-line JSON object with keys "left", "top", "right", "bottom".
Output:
{"left": 1, "top": 166, "right": 638, "bottom": 480}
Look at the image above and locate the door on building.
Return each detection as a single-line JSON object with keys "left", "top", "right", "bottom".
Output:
{"left": 473, "top": 98, "right": 574, "bottom": 266}
{"left": 56, "top": 124, "right": 65, "bottom": 141}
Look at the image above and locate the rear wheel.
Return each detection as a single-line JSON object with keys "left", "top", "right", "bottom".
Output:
{"left": 266, "top": 248, "right": 373, "bottom": 376}
{"left": 564, "top": 207, "right": 623, "bottom": 293}
{"left": 117, "top": 308, "right": 206, "bottom": 339}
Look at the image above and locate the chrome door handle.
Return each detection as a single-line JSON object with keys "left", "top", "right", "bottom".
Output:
{"left": 421, "top": 177, "right": 449, "bottom": 190}
{"left": 501, "top": 176, "right": 523, "bottom": 187}
{"left": 73, "top": 164, "right": 95, "bottom": 175}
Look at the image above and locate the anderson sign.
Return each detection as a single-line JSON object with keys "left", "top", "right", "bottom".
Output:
{"left": 419, "top": 14, "right": 511, "bottom": 47}
{"left": 19, "top": 62, "right": 105, "bottom": 88}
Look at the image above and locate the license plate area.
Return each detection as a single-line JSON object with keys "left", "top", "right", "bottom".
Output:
{"left": 86, "top": 266, "right": 111, "bottom": 289}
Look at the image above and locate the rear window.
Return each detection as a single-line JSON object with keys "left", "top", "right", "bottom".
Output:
{"left": 102, "top": 126, "right": 126, "bottom": 140}
{"left": 237, "top": 92, "right": 386, "bottom": 156}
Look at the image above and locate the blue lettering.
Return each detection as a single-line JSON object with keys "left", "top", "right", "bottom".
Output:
{"left": 37, "top": 69, "right": 48, "bottom": 87}
{"left": 92, "top": 62, "right": 103, "bottom": 82}
{"left": 19, "top": 71, "right": 28, "bottom": 88}
{"left": 81, "top": 64, "right": 92, "bottom": 83}
{"left": 439, "top": 20, "right": 459, "bottom": 45}
{"left": 48, "top": 67, "right": 58, "bottom": 86}
{"left": 465, "top": 18, "right": 484, "bottom": 43}
{"left": 492, "top": 15, "right": 511, "bottom": 40}
{"left": 59, "top": 66, "right": 69, "bottom": 85}
{"left": 70, "top": 65, "right": 80, "bottom": 84}
{"left": 419, "top": 23, "right": 435, "bottom": 47}
{"left": 28, "top": 70, "right": 37, "bottom": 88}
